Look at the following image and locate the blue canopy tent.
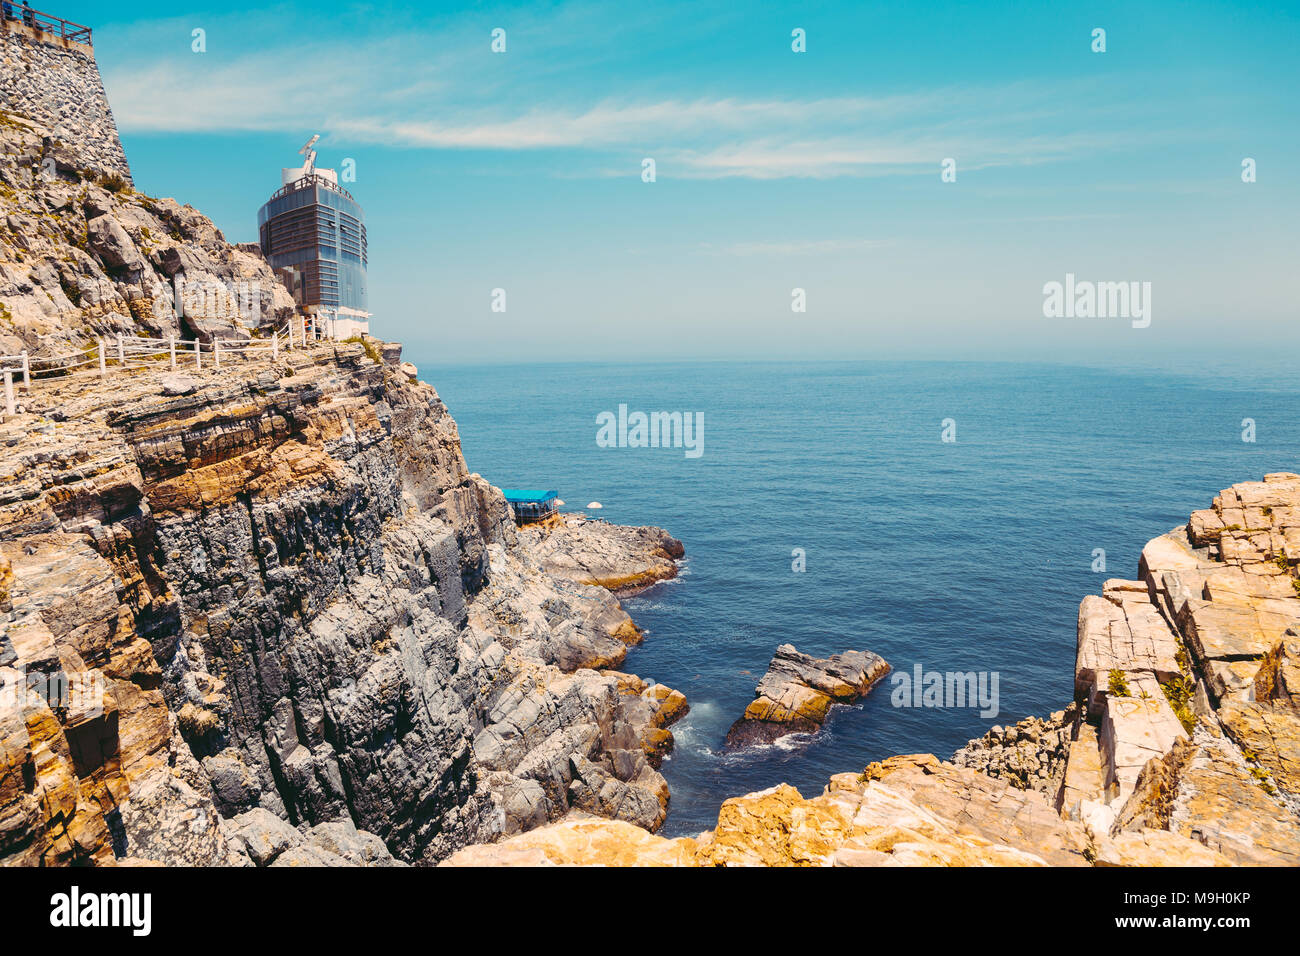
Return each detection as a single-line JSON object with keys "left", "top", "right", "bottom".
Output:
{"left": 501, "top": 489, "right": 559, "bottom": 525}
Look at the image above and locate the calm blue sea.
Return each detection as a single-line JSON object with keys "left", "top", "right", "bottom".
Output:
{"left": 417, "top": 359, "right": 1300, "bottom": 837}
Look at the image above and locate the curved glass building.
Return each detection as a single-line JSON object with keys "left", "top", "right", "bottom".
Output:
{"left": 258, "top": 162, "right": 369, "bottom": 338}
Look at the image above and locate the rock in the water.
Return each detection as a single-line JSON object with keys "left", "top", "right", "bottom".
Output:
{"left": 724, "top": 644, "right": 890, "bottom": 749}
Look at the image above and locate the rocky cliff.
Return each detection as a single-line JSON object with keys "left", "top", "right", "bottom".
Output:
{"left": 0, "top": 111, "right": 294, "bottom": 358}
{"left": 0, "top": 337, "right": 690, "bottom": 865}
{"left": 0, "top": 96, "right": 690, "bottom": 865}
{"left": 4, "top": 44, "right": 1296, "bottom": 868}
{"left": 447, "top": 475, "right": 1300, "bottom": 866}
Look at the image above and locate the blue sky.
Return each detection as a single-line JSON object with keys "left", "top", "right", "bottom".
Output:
{"left": 57, "top": 0, "right": 1300, "bottom": 363}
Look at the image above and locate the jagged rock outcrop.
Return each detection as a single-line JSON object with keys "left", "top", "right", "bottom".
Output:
{"left": 980, "top": 475, "right": 1300, "bottom": 861}
{"left": 221, "top": 808, "right": 403, "bottom": 867}
{"left": 952, "top": 705, "right": 1076, "bottom": 797}
{"left": 518, "top": 516, "right": 683, "bottom": 593}
{"left": 723, "top": 644, "right": 889, "bottom": 749}
{"left": 0, "top": 342, "right": 690, "bottom": 864}
{"left": 0, "top": 112, "right": 294, "bottom": 357}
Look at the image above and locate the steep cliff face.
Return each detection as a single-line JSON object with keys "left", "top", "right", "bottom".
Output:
{"left": 0, "top": 340, "right": 688, "bottom": 865}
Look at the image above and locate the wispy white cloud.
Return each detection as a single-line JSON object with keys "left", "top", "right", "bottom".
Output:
{"left": 99, "top": 10, "right": 1173, "bottom": 180}
{"left": 700, "top": 238, "right": 895, "bottom": 256}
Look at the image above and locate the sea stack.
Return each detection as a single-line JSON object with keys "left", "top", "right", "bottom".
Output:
{"left": 724, "top": 644, "right": 891, "bottom": 749}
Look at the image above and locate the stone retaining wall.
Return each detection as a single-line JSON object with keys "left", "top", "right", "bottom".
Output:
{"left": 0, "top": 20, "right": 131, "bottom": 184}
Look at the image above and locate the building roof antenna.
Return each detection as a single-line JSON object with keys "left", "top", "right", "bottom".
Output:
{"left": 299, "top": 135, "right": 320, "bottom": 176}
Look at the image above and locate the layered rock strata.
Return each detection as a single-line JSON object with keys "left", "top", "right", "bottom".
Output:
{"left": 0, "top": 338, "right": 688, "bottom": 865}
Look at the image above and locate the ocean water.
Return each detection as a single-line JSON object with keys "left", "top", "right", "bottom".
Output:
{"left": 418, "top": 359, "right": 1300, "bottom": 837}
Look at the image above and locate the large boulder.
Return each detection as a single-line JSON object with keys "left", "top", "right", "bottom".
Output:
{"left": 724, "top": 644, "right": 890, "bottom": 749}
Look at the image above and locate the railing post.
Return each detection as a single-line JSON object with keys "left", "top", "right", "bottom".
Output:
{"left": 117, "top": 334, "right": 124, "bottom": 366}
{"left": 273, "top": 331, "right": 279, "bottom": 360}
{"left": 287, "top": 321, "right": 294, "bottom": 349}
{"left": 98, "top": 338, "right": 106, "bottom": 378}
{"left": 195, "top": 340, "right": 201, "bottom": 370}
{"left": 20, "top": 351, "right": 29, "bottom": 391}
{"left": 3, "top": 371, "right": 13, "bottom": 417}
{"left": 169, "top": 337, "right": 176, "bottom": 369}
{"left": 215, "top": 338, "right": 221, "bottom": 369}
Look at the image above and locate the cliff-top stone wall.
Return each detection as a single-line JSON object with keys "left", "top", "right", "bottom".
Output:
{"left": 0, "top": 21, "right": 131, "bottom": 186}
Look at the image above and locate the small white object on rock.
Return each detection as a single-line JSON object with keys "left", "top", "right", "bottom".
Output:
{"left": 161, "top": 374, "right": 198, "bottom": 396}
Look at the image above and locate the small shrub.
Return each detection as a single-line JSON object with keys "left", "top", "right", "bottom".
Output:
{"left": 1108, "top": 669, "right": 1131, "bottom": 698}
{"left": 343, "top": 334, "right": 382, "bottom": 364}
{"left": 1160, "top": 675, "right": 1197, "bottom": 734}
{"left": 96, "top": 171, "right": 129, "bottom": 193}
{"left": 58, "top": 275, "right": 82, "bottom": 306}
{"left": 1249, "top": 766, "right": 1278, "bottom": 795}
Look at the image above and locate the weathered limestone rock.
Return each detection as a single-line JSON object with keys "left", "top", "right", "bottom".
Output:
{"left": 1098, "top": 677, "right": 1189, "bottom": 803}
{"left": 1254, "top": 631, "right": 1300, "bottom": 708}
{"left": 468, "top": 541, "right": 645, "bottom": 671}
{"left": 1115, "top": 735, "right": 1300, "bottom": 865}
{"left": 1056, "top": 722, "right": 1105, "bottom": 823}
{"left": 724, "top": 644, "right": 890, "bottom": 749}
{"left": 1218, "top": 701, "right": 1300, "bottom": 796}
{"left": 1093, "top": 828, "right": 1233, "bottom": 867}
{"left": 223, "top": 807, "right": 300, "bottom": 866}
{"left": 1075, "top": 589, "right": 1181, "bottom": 715}
{"left": 221, "top": 811, "right": 402, "bottom": 868}
{"left": 0, "top": 114, "right": 293, "bottom": 358}
{"left": 444, "top": 754, "right": 1096, "bottom": 867}
{"left": 441, "top": 813, "right": 700, "bottom": 867}
{"left": 518, "top": 515, "right": 684, "bottom": 593}
{"left": 160, "top": 374, "right": 198, "bottom": 397}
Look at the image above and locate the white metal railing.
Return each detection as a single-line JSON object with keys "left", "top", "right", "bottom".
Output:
{"left": 0, "top": 315, "right": 351, "bottom": 416}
